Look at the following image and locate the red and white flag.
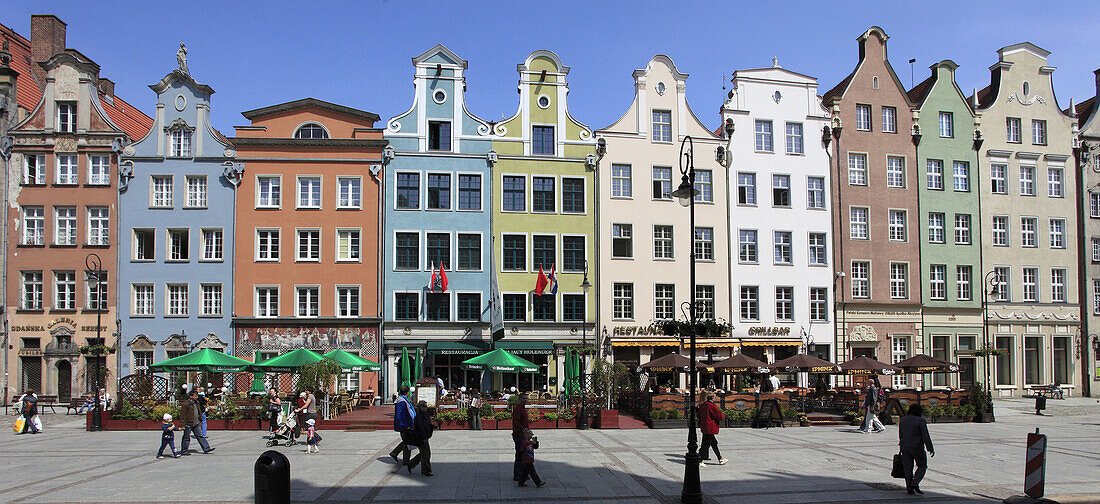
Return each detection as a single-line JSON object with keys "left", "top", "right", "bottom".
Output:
{"left": 534, "top": 265, "right": 549, "bottom": 295}
{"left": 438, "top": 262, "right": 448, "bottom": 292}
{"left": 429, "top": 261, "right": 438, "bottom": 291}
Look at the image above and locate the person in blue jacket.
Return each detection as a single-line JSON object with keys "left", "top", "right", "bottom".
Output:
{"left": 388, "top": 385, "right": 416, "bottom": 465}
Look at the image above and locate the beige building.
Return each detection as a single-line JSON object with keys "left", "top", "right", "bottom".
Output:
{"left": 1073, "top": 70, "right": 1100, "bottom": 397}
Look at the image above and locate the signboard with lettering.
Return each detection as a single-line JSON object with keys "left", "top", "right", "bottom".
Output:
{"left": 747, "top": 327, "right": 790, "bottom": 336}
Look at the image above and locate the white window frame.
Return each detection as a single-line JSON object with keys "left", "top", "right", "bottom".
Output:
{"left": 957, "top": 266, "right": 972, "bottom": 301}
{"left": 888, "top": 210, "right": 907, "bottom": 242}
{"left": 926, "top": 159, "right": 944, "bottom": 190}
{"left": 856, "top": 104, "right": 872, "bottom": 131}
{"left": 257, "top": 176, "right": 282, "bottom": 209}
{"left": 890, "top": 262, "right": 909, "bottom": 299}
{"left": 296, "top": 175, "right": 322, "bottom": 209}
{"left": 1047, "top": 168, "right": 1063, "bottom": 198}
{"left": 87, "top": 207, "right": 109, "bottom": 246}
{"left": 938, "top": 112, "right": 953, "bottom": 138}
{"left": 881, "top": 106, "right": 897, "bottom": 133}
{"left": 296, "top": 285, "right": 320, "bottom": 318}
{"left": 952, "top": 161, "right": 970, "bottom": 192}
{"left": 1020, "top": 166, "right": 1035, "bottom": 196}
{"left": 296, "top": 228, "right": 321, "bottom": 262}
{"left": 337, "top": 228, "right": 362, "bottom": 262}
{"left": 954, "top": 214, "right": 971, "bottom": 245}
{"left": 56, "top": 154, "right": 78, "bottom": 185}
{"left": 88, "top": 154, "right": 110, "bottom": 186}
{"left": 255, "top": 286, "right": 280, "bottom": 318}
{"left": 992, "top": 216, "right": 1009, "bottom": 247}
{"left": 54, "top": 206, "right": 77, "bottom": 246}
{"left": 807, "top": 176, "right": 825, "bottom": 209}
{"left": 1049, "top": 218, "right": 1065, "bottom": 249}
{"left": 23, "top": 154, "right": 46, "bottom": 185}
{"left": 152, "top": 175, "right": 174, "bottom": 208}
{"left": 929, "top": 264, "right": 947, "bottom": 300}
{"left": 132, "top": 283, "right": 154, "bottom": 317}
{"left": 256, "top": 228, "right": 281, "bottom": 262}
{"left": 166, "top": 228, "right": 189, "bottom": 262}
{"left": 166, "top": 283, "right": 189, "bottom": 317}
{"left": 991, "top": 164, "right": 1007, "bottom": 194}
{"left": 886, "top": 156, "right": 905, "bottom": 188}
{"left": 928, "top": 213, "right": 945, "bottom": 244}
{"left": 1022, "top": 267, "right": 1038, "bottom": 302}
{"left": 1051, "top": 268, "right": 1066, "bottom": 303}
{"left": 611, "top": 164, "right": 632, "bottom": 198}
{"left": 850, "top": 207, "right": 869, "bottom": 240}
{"left": 848, "top": 153, "right": 867, "bottom": 186}
{"left": 851, "top": 261, "right": 870, "bottom": 299}
{"left": 201, "top": 283, "right": 223, "bottom": 317}
{"left": 336, "top": 285, "right": 361, "bottom": 318}
{"left": 201, "top": 228, "right": 223, "bottom": 262}
{"left": 1020, "top": 217, "right": 1037, "bottom": 248}
{"left": 754, "top": 119, "right": 774, "bottom": 152}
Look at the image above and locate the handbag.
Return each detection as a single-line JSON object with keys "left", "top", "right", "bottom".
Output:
{"left": 13, "top": 417, "right": 25, "bottom": 433}
{"left": 31, "top": 415, "right": 42, "bottom": 432}
{"left": 891, "top": 452, "right": 905, "bottom": 479}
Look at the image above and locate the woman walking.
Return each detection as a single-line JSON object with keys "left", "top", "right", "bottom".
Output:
{"left": 264, "top": 388, "right": 282, "bottom": 434}
{"left": 698, "top": 392, "right": 727, "bottom": 467}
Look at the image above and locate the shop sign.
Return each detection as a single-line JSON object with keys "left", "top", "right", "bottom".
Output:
{"left": 81, "top": 326, "right": 108, "bottom": 332}
{"left": 810, "top": 366, "right": 837, "bottom": 373}
{"left": 48, "top": 317, "right": 76, "bottom": 329}
{"left": 747, "top": 327, "right": 790, "bottom": 336}
{"left": 612, "top": 326, "right": 661, "bottom": 337}
{"left": 11, "top": 325, "right": 45, "bottom": 332}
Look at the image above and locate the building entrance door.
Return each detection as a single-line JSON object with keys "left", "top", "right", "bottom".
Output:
{"left": 958, "top": 357, "right": 976, "bottom": 390}
{"left": 57, "top": 360, "right": 72, "bottom": 401}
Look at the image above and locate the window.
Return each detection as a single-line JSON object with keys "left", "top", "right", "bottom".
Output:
{"left": 532, "top": 235, "right": 555, "bottom": 270}
{"left": 992, "top": 216, "right": 1008, "bottom": 246}
{"left": 808, "top": 233, "right": 827, "bottom": 265}
{"left": 55, "top": 207, "right": 76, "bottom": 246}
{"left": 926, "top": 160, "right": 944, "bottom": 190}
{"left": 1051, "top": 268, "right": 1066, "bottom": 303}
{"left": 652, "top": 111, "right": 672, "bottom": 143}
{"left": 775, "top": 286, "right": 794, "bottom": 321}
{"left": 532, "top": 177, "right": 555, "bottom": 212}
{"left": 297, "top": 229, "right": 320, "bottom": 261}
{"left": 774, "top": 231, "right": 792, "bottom": 264}
{"left": 952, "top": 162, "right": 969, "bottom": 192}
{"left": 338, "top": 177, "right": 361, "bottom": 209}
{"left": 133, "top": 351, "right": 153, "bottom": 375}
{"left": 851, "top": 261, "right": 870, "bottom": 299}
{"left": 810, "top": 288, "right": 828, "bottom": 321}
{"left": 395, "top": 232, "right": 419, "bottom": 270}
{"left": 54, "top": 271, "right": 76, "bottom": 310}
{"left": 1053, "top": 337, "right": 1071, "bottom": 386}
{"left": 257, "top": 229, "right": 280, "bottom": 261}
{"left": 653, "top": 225, "right": 674, "bottom": 259}
{"left": 420, "top": 173, "right": 451, "bottom": 212}
{"left": 294, "top": 123, "right": 328, "bottom": 139}
{"left": 199, "top": 229, "right": 221, "bottom": 261}
{"left": 850, "top": 207, "right": 869, "bottom": 240}
{"left": 457, "top": 293, "right": 482, "bottom": 321}
{"left": 396, "top": 173, "right": 420, "bottom": 209}
{"left": 21, "top": 207, "right": 43, "bottom": 245}
{"left": 167, "top": 229, "right": 189, "bottom": 261}
{"left": 184, "top": 176, "right": 207, "bottom": 208}
{"left": 532, "top": 125, "right": 555, "bottom": 155}
{"left": 694, "top": 227, "right": 714, "bottom": 261}
{"left": 335, "top": 229, "right": 360, "bottom": 262}
{"left": 654, "top": 284, "right": 675, "bottom": 320}
{"left": 150, "top": 175, "right": 174, "bottom": 208}
{"left": 1020, "top": 217, "right": 1037, "bottom": 247}
{"left": 562, "top": 236, "right": 585, "bottom": 272}
{"left": 807, "top": 177, "right": 825, "bottom": 209}
{"left": 428, "top": 121, "right": 451, "bottom": 151}
{"left": 257, "top": 176, "right": 280, "bottom": 208}
{"left": 134, "top": 229, "right": 154, "bottom": 260}
{"left": 694, "top": 170, "right": 713, "bottom": 203}
{"left": 785, "top": 122, "right": 803, "bottom": 154}
{"left": 610, "top": 164, "right": 633, "bottom": 198}
{"left": 954, "top": 214, "right": 971, "bottom": 245}
{"left": 88, "top": 155, "right": 109, "bottom": 185}
{"left": 296, "top": 287, "right": 319, "bottom": 317}
{"left": 739, "top": 286, "right": 759, "bottom": 320}
{"left": 297, "top": 176, "right": 321, "bottom": 208}
{"left": 455, "top": 174, "right": 481, "bottom": 210}
{"left": 1049, "top": 218, "right": 1065, "bottom": 249}
{"left": 201, "top": 284, "right": 222, "bottom": 316}
{"left": 755, "top": 120, "right": 773, "bottom": 152}
{"left": 1022, "top": 267, "right": 1038, "bottom": 302}
{"left": 1007, "top": 117, "right": 1021, "bottom": 143}
{"left": 337, "top": 286, "right": 360, "bottom": 317}
{"left": 772, "top": 174, "right": 791, "bottom": 206}
{"left": 21, "top": 271, "right": 43, "bottom": 310}
{"left": 395, "top": 293, "right": 418, "bottom": 321}
{"left": 502, "top": 175, "right": 525, "bottom": 212}
{"left": 1047, "top": 168, "right": 1063, "bottom": 198}
{"left": 938, "top": 112, "right": 953, "bottom": 137}
{"left": 562, "top": 177, "right": 584, "bottom": 213}
{"left": 170, "top": 129, "right": 192, "bottom": 157}
{"left": 1024, "top": 337, "right": 1042, "bottom": 384}
{"left": 928, "top": 213, "right": 945, "bottom": 244}
{"left": 87, "top": 207, "right": 109, "bottom": 246}
{"left": 1032, "top": 119, "right": 1047, "bottom": 145}
{"left": 85, "top": 270, "right": 107, "bottom": 310}
{"left": 133, "top": 284, "right": 154, "bottom": 316}
{"left": 848, "top": 153, "right": 867, "bottom": 185}
{"left": 426, "top": 232, "right": 449, "bottom": 268}
{"left": 891, "top": 336, "right": 909, "bottom": 388}
{"left": 881, "top": 106, "right": 897, "bottom": 133}
{"left": 612, "top": 283, "right": 634, "bottom": 319}
{"left": 995, "top": 336, "right": 1013, "bottom": 385}
{"left": 956, "top": 266, "right": 972, "bottom": 301}
{"left": 563, "top": 294, "right": 585, "bottom": 322}
{"left": 990, "top": 164, "right": 1007, "bottom": 194}
{"left": 738, "top": 230, "right": 757, "bottom": 262}
{"left": 612, "top": 224, "right": 632, "bottom": 259}
{"left": 695, "top": 285, "right": 715, "bottom": 320}
{"left": 993, "top": 267, "right": 1010, "bottom": 301}
{"left": 1020, "top": 167, "right": 1035, "bottom": 196}
{"left": 23, "top": 154, "right": 46, "bottom": 184}
{"left": 503, "top": 294, "right": 526, "bottom": 321}
{"left": 888, "top": 210, "right": 907, "bottom": 242}
{"left": 531, "top": 293, "right": 554, "bottom": 321}
{"left": 929, "top": 265, "right": 946, "bottom": 300}
{"left": 652, "top": 167, "right": 671, "bottom": 200}
{"left": 890, "top": 263, "right": 908, "bottom": 299}
{"left": 167, "top": 284, "right": 188, "bottom": 316}
{"left": 737, "top": 173, "right": 756, "bottom": 205}
{"left": 503, "top": 235, "right": 526, "bottom": 271}
{"left": 856, "top": 104, "right": 872, "bottom": 131}
{"left": 457, "top": 234, "right": 481, "bottom": 270}
{"left": 886, "top": 157, "right": 905, "bottom": 188}
{"left": 57, "top": 103, "right": 76, "bottom": 133}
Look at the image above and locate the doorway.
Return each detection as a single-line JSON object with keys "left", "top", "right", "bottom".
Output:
{"left": 958, "top": 357, "right": 976, "bottom": 390}
{"left": 57, "top": 360, "right": 72, "bottom": 401}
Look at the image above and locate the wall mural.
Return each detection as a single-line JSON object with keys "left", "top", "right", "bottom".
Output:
{"left": 234, "top": 326, "right": 380, "bottom": 358}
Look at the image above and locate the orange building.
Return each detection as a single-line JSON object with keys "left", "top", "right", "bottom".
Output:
{"left": 231, "top": 98, "right": 385, "bottom": 393}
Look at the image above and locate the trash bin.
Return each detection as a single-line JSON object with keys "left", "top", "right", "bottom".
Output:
{"left": 255, "top": 450, "right": 290, "bottom": 504}
{"left": 1034, "top": 396, "right": 1046, "bottom": 415}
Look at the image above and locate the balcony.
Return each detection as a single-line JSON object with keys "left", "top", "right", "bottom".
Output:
{"left": 44, "top": 340, "right": 80, "bottom": 357}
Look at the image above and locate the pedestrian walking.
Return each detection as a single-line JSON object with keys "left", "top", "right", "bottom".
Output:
{"left": 19, "top": 389, "right": 39, "bottom": 434}
{"left": 179, "top": 390, "right": 214, "bottom": 454}
{"left": 388, "top": 385, "right": 416, "bottom": 465}
{"left": 196, "top": 387, "right": 209, "bottom": 437}
{"left": 265, "top": 388, "right": 282, "bottom": 434}
{"left": 698, "top": 392, "right": 728, "bottom": 467}
{"left": 406, "top": 400, "right": 435, "bottom": 476}
{"left": 516, "top": 428, "right": 545, "bottom": 488}
{"left": 468, "top": 391, "right": 482, "bottom": 431}
{"left": 305, "top": 418, "right": 321, "bottom": 454}
{"left": 859, "top": 381, "right": 885, "bottom": 433}
{"left": 511, "top": 394, "right": 530, "bottom": 481}
{"left": 157, "top": 413, "right": 181, "bottom": 459}
{"left": 296, "top": 387, "right": 317, "bottom": 425}
{"left": 898, "top": 404, "right": 934, "bottom": 495}
{"left": 768, "top": 374, "right": 781, "bottom": 392}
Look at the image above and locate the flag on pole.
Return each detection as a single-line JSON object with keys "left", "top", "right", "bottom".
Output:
{"left": 534, "top": 265, "right": 549, "bottom": 295}
{"left": 429, "top": 261, "right": 438, "bottom": 292}
{"left": 548, "top": 265, "right": 558, "bottom": 295}
{"left": 490, "top": 237, "right": 505, "bottom": 341}
{"left": 438, "top": 262, "right": 448, "bottom": 292}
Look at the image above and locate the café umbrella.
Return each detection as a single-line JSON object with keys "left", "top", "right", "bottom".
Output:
{"left": 148, "top": 348, "right": 254, "bottom": 373}
{"left": 838, "top": 356, "right": 902, "bottom": 375}
{"left": 893, "top": 354, "right": 960, "bottom": 374}
{"left": 639, "top": 353, "right": 709, "bottom": 373}
{"left": 711, "top": 353, "right": 772, "bottom": 374}
{"left": 400, "top": 347, "right": 411, "bottom": 388}
{"left": 249, "top": 348, "right": 326, "bottom": 373}
{"left": 322, "top": 349, "right": 382, "bottom": 372}
{"left": 770, "top": 353, "right": 841, "bottom": 374}
{"left": 461, "top": 348, "right": 539, "bottom": 373}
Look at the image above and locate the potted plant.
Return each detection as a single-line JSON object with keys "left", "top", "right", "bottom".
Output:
{"left": 438, "top": 409, "right": 467, "bottom": 430}
{"left": 557, "top": 409, "right": 576, "bottom": 429}
{"left": 648, "top": 408, "right": 688, "bottom": 429}
{"left": 494, "top": 410, "right": 512, "bottom": 431}
{"left": 970, "top": 383, "right": 995, "bottom": 423}
{"left": 543, "top": 411, "right": 559, "bottom": 428}
{"left": 798, "top": 414, "right": 811, "bottom": 427}
{"left": 530, "top": 410, "right": 555, "bottom": 429}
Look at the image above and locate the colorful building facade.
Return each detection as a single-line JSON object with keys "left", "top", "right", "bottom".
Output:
{"left": 1075, "top": 70, "right": 1100, "bottom": 397}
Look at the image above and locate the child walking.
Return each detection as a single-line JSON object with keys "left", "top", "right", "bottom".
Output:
{"left": 157, "top": 413, "right": 181, "bottom": 459}
{"left": 305, "top": 418, "right": 322, "bottom": 454}
{"left": 517, "top": 428, "right": 545, "bottom": 488}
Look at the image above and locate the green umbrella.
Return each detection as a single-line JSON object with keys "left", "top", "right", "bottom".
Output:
{"left": 250, "top": 348, "right": 326, "bottom": 373}
{"left": 322, "top": 349, "right": 381, "bottom": 372}
{"left": 250, "top": 372, "right": 266, "bottom": 394}
{"left": 400, "top": 347, "right": 411, "bottom": 389}
{"left": 565, "top": 350, "right": 575, "bottom": 396}
{"left": 148, "top": 348, "right": 253, "bottom": 373}
{"left": 413, "top": 347, "right": 422, "bottom": 382}
{"left": 461, "top": 348, "right": 539, "bottom": 373}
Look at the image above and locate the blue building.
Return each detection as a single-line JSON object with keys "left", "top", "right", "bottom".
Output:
{"left": 118, "top": 59, "right": 240, "bottom": 384}
{"left": 381, "top": 45, "right": 497, "bottom": 397}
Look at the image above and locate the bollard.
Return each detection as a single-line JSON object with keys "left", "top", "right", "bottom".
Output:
{"left": 1024, "top": 428, "right": 1047, "bottom": 498}
{"left": 1034, "top": 396, "right": 1046, "bottom": 415}
{"left": 255, "top": 450, "right": 290, "bottom": 504}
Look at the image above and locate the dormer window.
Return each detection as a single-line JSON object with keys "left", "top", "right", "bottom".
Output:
{"left": 166, "top": 119, "right": 194, "bottom": 157}
{"left": 57, "top": 103, "right": 76, "bottom": 133}
{"left": 294, "top": 123, "right": 329, "bottom": 139}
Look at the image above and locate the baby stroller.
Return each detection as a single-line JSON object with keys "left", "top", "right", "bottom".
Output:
{"left": 266, "top": 409, "right": 299, "bottom": 447}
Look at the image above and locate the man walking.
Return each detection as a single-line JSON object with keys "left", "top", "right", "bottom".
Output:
{"left": 898, "top": 404, "right": 934, "bottom": 495}
{"left": 388, "top": 385, "right": 416, "bottom": 465}
{"left": 859, "top": 381, "right": 885, "bottom": 433}
{"left": 20, "top": 389, "right": 39, "bottom": 434}
{"left": 180, "top": 390, "right": 214, "bottom": 454}
{"left": 406, "top": 400, "right": 435, "bottom": 476}
{"left": 511, "top": 394, "right": 530, "bottom": 481}
{"left": 296, "top": 387, "right": 317, "bottom": 425}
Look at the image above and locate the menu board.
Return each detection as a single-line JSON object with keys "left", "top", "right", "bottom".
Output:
{"left": 416, "top": 384, "right": 438, "bottom": 407}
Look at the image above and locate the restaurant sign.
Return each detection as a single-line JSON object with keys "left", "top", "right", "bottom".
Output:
{"left": 611, "top": 326, "right": 662, "bottom": 336}
{"left": 747, "top": 327, "right": 790, "bottom": 336}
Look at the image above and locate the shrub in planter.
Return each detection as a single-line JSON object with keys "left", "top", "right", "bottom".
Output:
{"left": 206, "top": 419, "right": 229, "bottom": 430}
{"left": 494, "top": 410, "right": 512, "bottom": 430}
{"left": 666, "top": 409, "right": 683, "bottom": 420}
{"left": 530, "top": 410, "right": 555, "bottom": 429}
{"left": 650, "top": 409, "right": 667, "bottom": 420}
{"left": 557, "top": 410, "right": 575, "bottom": 429}
{"left": 437, "top": 410, "right": 468, "bottom": 430}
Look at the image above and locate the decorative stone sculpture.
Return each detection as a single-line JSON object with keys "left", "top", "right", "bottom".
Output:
{"left": 176, "top": 42, "right": 188, "bottom": 75}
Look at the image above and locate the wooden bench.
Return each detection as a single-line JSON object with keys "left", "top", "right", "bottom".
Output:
{"left": 36, "top": 395, "right": 58, "bottom": 414}
{"left": 1026, "top": 385, "right": 1063, "bottom": 400}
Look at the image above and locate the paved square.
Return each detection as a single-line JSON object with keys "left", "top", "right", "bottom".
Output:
{"left": 1, "top": 399, "right": 1097, "bottom": 504}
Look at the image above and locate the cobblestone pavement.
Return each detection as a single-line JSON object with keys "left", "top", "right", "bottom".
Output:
{"left": 0, "top": 404, "right": 1096, "bottom": 504}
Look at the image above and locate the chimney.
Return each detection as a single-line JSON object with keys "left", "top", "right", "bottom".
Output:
{"left": 98, "top": 77, "right": 114, "bottom": 98}
{"left": 1094, "top": 68, "right": 1100, "bottom": 96}
{"left": 30, "top": 14, "right": 66, "bottom": 86}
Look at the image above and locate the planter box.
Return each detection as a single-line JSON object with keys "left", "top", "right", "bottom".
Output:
{"left": 229, "top": 419, "right": 258, "bottom": 430}
{"left": 530, "top": 419, "right": 555, "bottom": 429}
{"left": 206, "top": 419, "right": 229, "bottom": 430}
{"left": 648, "top": 419, "right": 688, "bottom": 429}
{"left": 480, "top": 418, "right": 497, "bottom": 430}
{"left": 726, "top": 420, "right": 752, "bottom": 428}
{"left": 440, "top": 420, "right": 468, "bottom": 430}
{"left": 86, "top": 410, "right": 112, "bottom": 430}
{"left": 110, "top": 419, "right": 138, "bottom": 430}
{"left": 556, "top": 419, "right": 576, "bottom": 429}
{"left": 135, "top": 420, "right": 162, "bottom": 430}
{"left": 932, "top": 415, "right": 969, "bottom": 423}
{"left": 495, "top": 418, "right": 513, "bottom": 430}
{"left": 974, "top": 412, "right": 995, "bottom": 423}
{"left": 597, "top": 410, "right": 619, "bottom": 429}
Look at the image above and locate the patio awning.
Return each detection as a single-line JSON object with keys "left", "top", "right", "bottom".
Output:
{"left": 740, "top": 339, "right": 802, "bottom": 347}
{"left": 427, "top": 341, "right": 490, "bottom": 355}
{"left": 696, "top": 338, "right": 739, "bottom": 348}
{"left": 496, "top": 341, "right": 554, "bottom": 355}
{"left": 610, "top": 339, "right": 680, "bottom": 347}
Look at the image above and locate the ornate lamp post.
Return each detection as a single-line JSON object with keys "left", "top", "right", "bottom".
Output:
{"left": 669, "top": 136, "right": 701, "bottom": 503}
{"left": 981, "top": 270, "right": 999, "bottom": 393}
{"left": 84, "top": 253, "right": 105, "bottom": 431}
{"left": 578, "top": 262, "right": 592, "bottom": 429}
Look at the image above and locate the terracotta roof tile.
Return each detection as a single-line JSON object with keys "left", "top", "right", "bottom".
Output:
{"left": 101, "top": 93, "right": 153, "bottom": 140}
{"left": 822, "top": 72, "right": 853, "bottom": 107}
{"left": 906, "top": 74, "right": 935, "bottom": 106}
{"left": 0, "top": 23, "right": 42, "bottom": 112}
{"left": 1073, "top": 96, "right": 1095, "bottom": 125}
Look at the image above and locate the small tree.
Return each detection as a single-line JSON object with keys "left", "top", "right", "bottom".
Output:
{"left": 298, "top": 359, "right": 342, "bottom": 398}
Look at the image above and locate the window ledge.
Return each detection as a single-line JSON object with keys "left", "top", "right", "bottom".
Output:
{"left": 255, "top": 206, "right": 283, "bottom": 210}
{"left": 130, "top": 315, "right": 155, "bottom": 319}
{"left": 50, "top": 309, "right": 77, "bottom": 314}
{"left": 198, "top": 259, "right": 224, "bottom": 263}
{"left": 18, "top": 244, "right": 46, "bottom": 248}
{"left": 336, "top": 207, "right": 363, "bottom": 211}
{"left": 197, "top": 315, "right": 224, "bottom": 319}
{"left": 84, "top": 244, "right": 111, "bottom": 249}
{"left": 182, "top": 206, "right": 209, "bottom": 210}
{"left": 51, "top": 244, "right": 79, "bottom": 249}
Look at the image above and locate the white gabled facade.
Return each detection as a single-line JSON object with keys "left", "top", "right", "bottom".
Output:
{"left": 721, "top": 64, "right": 835, "bottom": 371}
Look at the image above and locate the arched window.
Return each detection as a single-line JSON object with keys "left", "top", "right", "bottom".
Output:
{"left": 294, "top": 123, "right": 329, "bottom": 139}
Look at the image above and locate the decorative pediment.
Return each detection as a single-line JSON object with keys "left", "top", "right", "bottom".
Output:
{"left": 129, "top": 334, "right": 155, "bottom": 350}
{"left": 164, "top": 118, "right": 195, "bottom": 133}
{"left": 50, "top": 325, "right": 75, "bottom": 338}
{"left": 195, "top": 333, "right": 226, "bottom": 350}
{"left": 163, "top": 333, "right": 191, "bottom": 350}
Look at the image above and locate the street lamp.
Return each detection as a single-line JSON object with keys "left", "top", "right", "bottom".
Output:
{"left": 669, "top": 136, "right": 701, "bottom": 504}
{"left": 982, "top": 270, "right": 999, "bottom": 394}
{"left": 85, "top": 253, "right": 104, "bottom": 431}
{"left": 578, "top": 263, "right": 592, "bottom": 430}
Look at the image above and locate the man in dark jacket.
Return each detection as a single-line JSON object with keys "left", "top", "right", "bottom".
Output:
{"left": 698, "top": 392, "right": 727, "bottom": 466}
{"left": 21, "top": 389, "right": 38, "bottom": 434}
{"left": 389, "top": 385, "right": 415, "bottom": 465}
{"left": 898, "top": 404, "right": 934, "bottom": 494}
{"left": 511, "top": 394, "right": 530, "bottom": 481}
{"left": 406, "top": 400, "right": 434, "bottom": 476}
{"left": 180, "top": 390, "right": 213, "bottom": 454}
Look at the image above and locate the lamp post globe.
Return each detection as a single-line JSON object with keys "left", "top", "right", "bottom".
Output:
{"left": 674, "top": 136, "right": 702, "bottom": 504}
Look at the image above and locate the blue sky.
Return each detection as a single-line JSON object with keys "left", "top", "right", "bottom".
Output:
{"left": 7, "top": 2, "right": 1098, "bottom": 135}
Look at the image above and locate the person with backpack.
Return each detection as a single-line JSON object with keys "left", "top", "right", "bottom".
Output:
{"left": 19, "top": 389, "right": 39, "bottom": 434}
{"left": 388, "top": 385, "right": 416, "bottom": 466}
{"left": 405, "top": 400, "right": 434, "bottom": 476}
{"left": 859, "top": 381, "right": 885, "bottom": 433}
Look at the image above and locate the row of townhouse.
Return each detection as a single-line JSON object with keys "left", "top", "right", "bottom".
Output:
{"left": 2, "top": 16, "right": 1097, "bottom": 403}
